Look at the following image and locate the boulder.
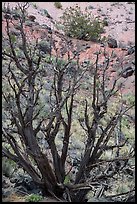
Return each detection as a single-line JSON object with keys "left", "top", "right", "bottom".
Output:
{"left": 28, "top": 15, "right": 36, "bottom": 22}
{"left": 107, "top": 36, "right": 117, "bottom": 48}
{"left": 121, "top": 66, "right": 134, "bottom": 78}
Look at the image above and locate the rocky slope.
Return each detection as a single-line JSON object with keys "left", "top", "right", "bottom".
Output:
{"left": 2, "top": 2, "right": 135, "bottom": 95}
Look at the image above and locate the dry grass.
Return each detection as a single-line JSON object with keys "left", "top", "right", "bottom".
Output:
{"left": 2, "top": 192, "right": 26, "bottom": 202}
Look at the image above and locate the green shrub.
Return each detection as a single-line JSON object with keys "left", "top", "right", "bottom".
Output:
{"left": 123, "top": 94, "right": 135, "bottom": 106}
{"left": 64, "top": 175, "right": 70, "bottom": 184}
{"left": 59, "top": 5, "right": 104, "bottom": 41}
{"left": 2, "top": 157, "right": 16, "bottom": 177}
{"left": 32, "top": 3, "right": 38, "bottom": 9}
{"left": 26, "top": 194, "right": 43, "bottom": 202}
{"left": 54, "top": 2, "right": 62, "bottom": 9}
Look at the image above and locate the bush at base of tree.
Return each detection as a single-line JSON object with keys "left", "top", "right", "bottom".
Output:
{"left": 25, "top": 194, "right": 43, "bottom": 202}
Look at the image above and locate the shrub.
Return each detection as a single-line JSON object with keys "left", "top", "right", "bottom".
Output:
{"left": 43, "top": 9, "right": 51, "bottom": 19}
{"left": 38, "top": 40, "right": 51, "bottom": 54}
{"left": 54, "top": 2, "right": 62, "bottom": 9}
{"left": 25, "top": 194, "right": 43, "bottom": 202}
{"left": 64, "top": 175, "right": 70, "bottom": 184}
{"left": 59, "top": 5, "right": 104, "bottom": 41}
{"left": 32, "top": 3, "right": 38, "bottom": 9}
{"left": 2, "top": 157, "right": 16, "bottom": 177}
